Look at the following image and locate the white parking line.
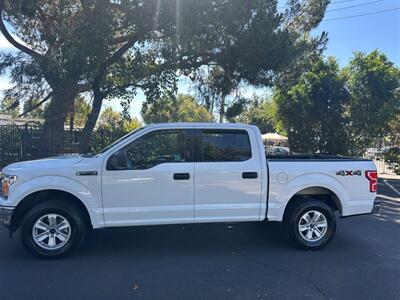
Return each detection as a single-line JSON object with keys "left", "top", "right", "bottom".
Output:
{"left": 383, "top": 180, "right": 400, "bottom": 196}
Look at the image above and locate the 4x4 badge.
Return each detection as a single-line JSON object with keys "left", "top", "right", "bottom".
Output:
{"left": 336, "top": 170, "right": 362, "bottom": 176}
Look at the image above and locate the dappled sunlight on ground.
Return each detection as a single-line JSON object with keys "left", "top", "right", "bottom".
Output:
{"left": 374, "top": 179, "right": 400, "bottom": 224}
{"left": 374, "top": 194, "right": 400, "bottom": 224}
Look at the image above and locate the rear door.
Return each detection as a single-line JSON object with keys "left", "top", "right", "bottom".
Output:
{"left": 194, "top": 128, "right": 262, "bottom": 223}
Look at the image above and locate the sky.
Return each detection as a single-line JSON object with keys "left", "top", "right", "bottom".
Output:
{"left": 0, "top": 0, "right": 399, "bottom": 119}
{"left": 309, "top": 0, "right": 400, "bottom": 67}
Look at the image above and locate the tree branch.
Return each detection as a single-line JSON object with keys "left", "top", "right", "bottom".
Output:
{"left": 76, "top": 53, "right": 218, "bottom": 96}
{"left": 91, "top": 33, "right": 140, "bottom": 86}
{"left": 109, "top": 34, "right": 138, "bottom": 45}
{"left": 35, "top": 6, "right": 52, "bottom": 38}
{"left": 103, "top": 82, "right": 145, "bottom": 96}
{"left": 103, "top": 34, "right": 139, "bottom": 70}
{"left": 0, "top": 10, "right": 43, "bottom": 59}
{"left": 18, "top": 92, "right": 53, "bottom": 118}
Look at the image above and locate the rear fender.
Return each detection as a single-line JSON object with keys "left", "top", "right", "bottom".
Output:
{"left": 270, "top": 173, "right": 349, "bottom": 221}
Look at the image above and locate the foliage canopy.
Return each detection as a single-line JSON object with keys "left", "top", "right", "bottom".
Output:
{"left": 142, "top": 94, "right": 213, "bottom": 124}
{"left": 0, "top": 0, "right": 330, "bottom": 155}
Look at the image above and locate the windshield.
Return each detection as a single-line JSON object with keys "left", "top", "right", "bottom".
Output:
{"left": 95, "top": 127, "right": 146, "bottom": 155}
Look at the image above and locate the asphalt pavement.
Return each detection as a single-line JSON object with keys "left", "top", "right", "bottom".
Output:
{"left": 0, "top": 179, "right": 399, "bottom": 300}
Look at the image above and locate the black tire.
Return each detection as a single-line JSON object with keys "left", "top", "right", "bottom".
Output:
{"left": 20, "top": 199, "right": 87, "bottom": 258}
{"left": 284, "top": 199, "right": 336, "bottom": 250}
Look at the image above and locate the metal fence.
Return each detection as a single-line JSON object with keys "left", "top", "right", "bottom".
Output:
{"left": 0, "top": 125, "right": 124, "bottom": 168}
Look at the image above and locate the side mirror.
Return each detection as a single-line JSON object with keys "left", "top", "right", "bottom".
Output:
{"left": 107, "top": 149, "right": 128, "bottom": 170}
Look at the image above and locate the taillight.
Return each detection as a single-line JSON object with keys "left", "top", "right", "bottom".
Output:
{"left": 365, "top": 170, "right": 377, "bottom": 193}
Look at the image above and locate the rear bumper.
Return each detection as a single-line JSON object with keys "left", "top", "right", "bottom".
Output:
{"left": 340, "top": 198, "right": 380, "bottom": 218}
{"left": 0, "top": 206, "right": 14, "bottom": 228}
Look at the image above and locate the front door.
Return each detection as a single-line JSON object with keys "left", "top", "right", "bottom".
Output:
{"left": 102, "top": 129, "right": 194, "bottom": 226}
{"left": 194, "top": 129, "right": 262, "bottom": 223}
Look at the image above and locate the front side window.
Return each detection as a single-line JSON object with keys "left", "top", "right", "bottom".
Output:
{"left": 199, "top": 130, "right": 252, "bottom": 162}
{"left": 107, "top": 129, "right": 190, "bottom": 170}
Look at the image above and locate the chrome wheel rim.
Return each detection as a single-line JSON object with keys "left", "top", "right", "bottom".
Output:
{"left": 32, "top": 214, "right": 71, "bottom": 250}
{"left": 298, "top": 210, "right": 328, "bottom": 242}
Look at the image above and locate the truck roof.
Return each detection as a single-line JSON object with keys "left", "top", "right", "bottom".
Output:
{"left": 145, "top": 122, "right": 259, "bottom": 131}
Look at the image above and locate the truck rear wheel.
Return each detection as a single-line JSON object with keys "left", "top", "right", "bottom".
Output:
{"left": 20, "top": 200, "right": 87, "bottom": 258}
{"left": 285, "top": 200, "right": 336, "bottom": 250}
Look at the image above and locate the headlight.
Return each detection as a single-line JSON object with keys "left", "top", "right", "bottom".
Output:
{"left": 1, "top": 174, "right": 17, "bottom": 198}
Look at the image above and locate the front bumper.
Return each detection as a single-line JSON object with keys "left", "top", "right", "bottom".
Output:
{"left": 0, "top": 206, "right": 14, "bottom": 228}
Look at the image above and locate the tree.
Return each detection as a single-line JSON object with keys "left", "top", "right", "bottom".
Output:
{"left": 0, "top": 0, "right": 183, "bottom": 154}
{"left": 0, "top": 96, "right": 19, "bottom": 116}
{"left": 21, "top": 96, "right": 90, "bottom": 128}
{"left": 22, "top": 98, "right": 46, "bottom": 119}
{"left": 196, "top": 66, "right": 239, "bottom": 123}
{"left": 225, "top": 98, "right": 248, "bottom": 123}
{"left": 384, "top": 113, "right": 400, "bottom": 175}
{"left": 97, "top": 107, "right": 123, "bottom": 131}
{"left": 122, "top": 117, "right": 142, "bottom": 133}
{"left": 232, "top": 97, "right": 277, "bottom": 134}
{"left": 194, "top": 1, "right": 331, "bottom": 123}
{"left": 66, "top": 96, "right": 91, "bottom": 130}
{"left": 97, "top": 106, "right": 142, "bottom": 132}
{"left": 142, "top": 94, "right": 213, "bottom": 124}
{"left": 0, "top": 0, "right": 330, "bottom": 155}
{"left": 273, "top": 57, "right": 350, "bottom": 154}
{"left": 90, "top": 106, "right": 141, "bottom": 153}
{"left": 384, "top": 147, "right": 400, "bottom": 175}
{"left": 387, "top": 113, "right": 400, "bottom": 148}
{"left": 0, "top": 0, "right": 145, "bottom": 154}
{"left": 345, "top": 50, "right": 400, "bottom": 154}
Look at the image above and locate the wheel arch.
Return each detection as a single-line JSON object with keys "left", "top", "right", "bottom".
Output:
{"left": 283, "top": 186, "right": 342, "bottom": 222}
{"left": 267, "top": 172, "right": 350, "bottom": 221}
{"left": 11, "top": 189, "right": 93, "bottom": 232}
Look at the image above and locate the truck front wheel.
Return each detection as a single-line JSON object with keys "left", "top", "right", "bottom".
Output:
{"left": 285, "top": 200, "right": 336, "bottom": 250}
{"left": 20, "top": 200, "right": 87, "bottom": 258}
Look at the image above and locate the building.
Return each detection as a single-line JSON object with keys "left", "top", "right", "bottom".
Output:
{"left": 0, "top": 113, "right": 43, "bottom": 126}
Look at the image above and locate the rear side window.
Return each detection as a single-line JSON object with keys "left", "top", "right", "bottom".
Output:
{"left": 199, "top": 130, "right": 252, "bottom": 162}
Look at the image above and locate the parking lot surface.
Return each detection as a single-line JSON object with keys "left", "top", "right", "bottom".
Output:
{"left": 0, "top": 179, "right": 399, "bottom": 300}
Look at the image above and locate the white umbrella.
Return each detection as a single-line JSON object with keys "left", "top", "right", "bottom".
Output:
{"left": 261, "top": 132, "right": 288, "bottom": 142}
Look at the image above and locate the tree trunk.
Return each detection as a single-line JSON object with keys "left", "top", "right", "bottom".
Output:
{"left": 79, "top": 86, "right": 104, "bottom": 153}
{"left": 69, "top": 100, "right": 75, "bottom": 132}
{"left": 39, "top": 82, "right": 78, "bottom": 157}
{"left": 219, "top": 95, "right": 225, "bottom": 123}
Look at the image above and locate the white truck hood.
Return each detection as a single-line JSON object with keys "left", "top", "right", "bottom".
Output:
{"left": 2, "top": 155, "right": 85, "bottom": 174}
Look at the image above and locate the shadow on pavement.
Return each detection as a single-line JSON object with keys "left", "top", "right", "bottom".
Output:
{"left": 78, "top": 221, "right": 290, "bottom": 260}
{"left": 375, "top": 179, "right": 400, "bottom": 224}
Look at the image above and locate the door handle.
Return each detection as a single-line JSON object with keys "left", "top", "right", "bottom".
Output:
{"left": 242, "top": 172, "right": 258, "bottom": 179}
{"left": 173, "top": 173, "right": 190, "bottom": 180}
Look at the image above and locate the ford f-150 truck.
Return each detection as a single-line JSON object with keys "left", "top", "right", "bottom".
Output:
{"left": 0, "top": 123, "right": 379, "bottom": 258}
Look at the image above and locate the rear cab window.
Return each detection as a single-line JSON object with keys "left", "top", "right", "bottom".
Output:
{"left": 197, "top": 129, "right": 252, "bottom": 162}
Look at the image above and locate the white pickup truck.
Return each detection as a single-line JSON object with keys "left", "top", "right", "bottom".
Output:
{"left": 0, "top": 123, "right": 379, "bottom": 258}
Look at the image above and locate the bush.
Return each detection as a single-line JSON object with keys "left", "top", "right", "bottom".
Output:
{"left": 384, "top": 148, "right": 400, "bottom": 175}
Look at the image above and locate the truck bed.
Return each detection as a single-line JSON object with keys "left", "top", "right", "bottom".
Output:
{"left": 267, "top": 154, "right": 371, "bottom": 161}
{"left": 266, "top": 157, "right": 376, "bottom": 221}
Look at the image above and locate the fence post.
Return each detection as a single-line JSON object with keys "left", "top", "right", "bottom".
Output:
{"left": 23, "top": 124, "right": 28, "bottom": 160}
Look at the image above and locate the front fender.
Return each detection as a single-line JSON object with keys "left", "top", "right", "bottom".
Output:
{"left": 7, "top": 176, "right": 104, "bottom": 228}
{"left": 268, "top": 173, "right": 349, "bottom": 221}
